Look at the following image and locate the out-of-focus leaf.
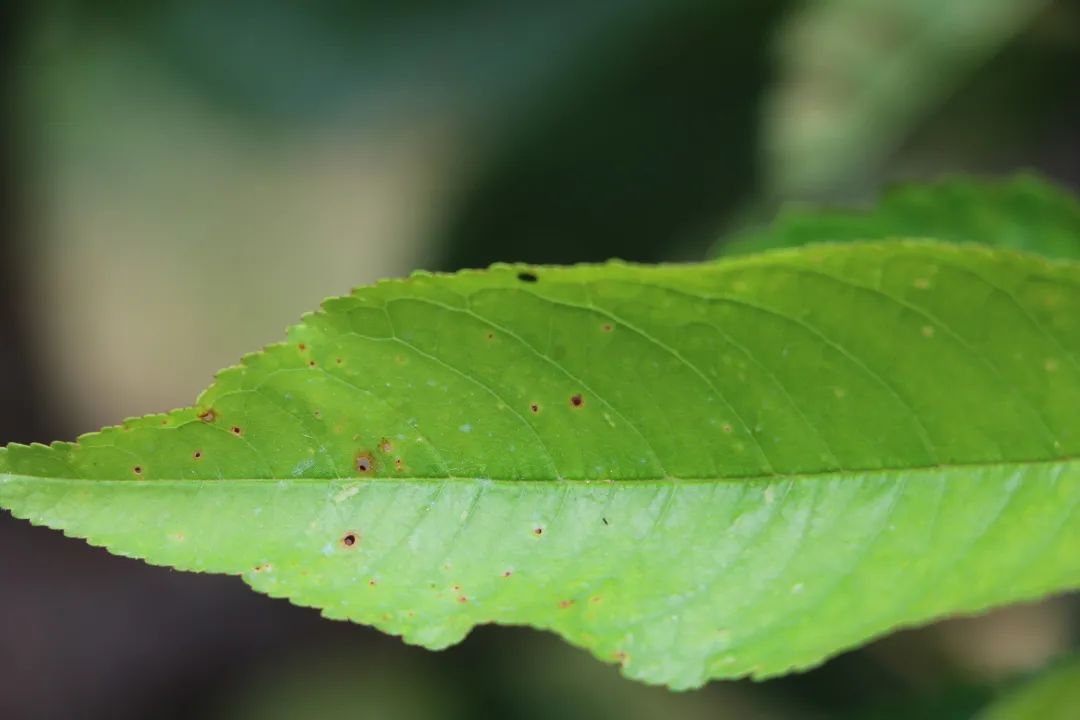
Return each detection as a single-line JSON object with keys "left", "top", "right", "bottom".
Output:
{"left": 764, "top": 0, "right": 1052, "bottom": 199}
{"left": 976, "top": 657, "right": 1080, "bottom": 720}
{"left": 720, "top": 175, "right": 1080, "bottom": 259}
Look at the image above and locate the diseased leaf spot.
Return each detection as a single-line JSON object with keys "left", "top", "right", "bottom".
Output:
{"left": 340, "top": 532, "right": 360, "bottom": 549}
{"left": 721, "top": 422, "right": 733, "bottom": 434}
{"left": 308, "top": 360, "right": 317, "bottom": 368}
{"left": 198, "top": 409, "right": 216, "bottom": 423}
{"left": 601, "top": 323, "right": 614, "bottom": 332}
{"left": 379, "top": 438, "right": 393, "bottom": 453}
{"left": 231, "top": 425, "right": 243, "bottom": 436}
{"left": 452, "top": 584, "right": 461, "bottom": 592}
{"left": 132, "top": 466, "right": 143, "bottom": 476}
{"left": 368, "top": 579, "right": 378, "bottom": 587}
{"left": 613, "top": 651, "right": 628, "bottom": 665}
{"left": 529, "top": 403, "right": 540, "bottom": 414}
{"left": 394, "top": 458, "right": 404, "bottom": 471}
{"left": 533, "top": 526, "right": 545, "bottom": 537}
{"left": 558, "top": 599, "right": 575, "bottom": 609}
{"left": 253, "top": 563, "right": 272, "bottom": 573}
{"left": 502, "top": 570, "right": 513, "bottom": 578}
{"left": 355, "top": 452, "right": 375, "bottom": 474}
{"left": 457, "top": 596, "right": 469, "bottom": 603}
{"left": 485, "top": 331, "right": 495, "bottom": 341}
{"left": 590, "top": 596, "right": 602, "bottom": 605}
{"left": 517, "top": 271, "right": 538, "bottom": 283}
{"left": 570, "top": 394, "right": 584, "bottom": 408}
{"left": 335, "top": 357, "right": 344, "bottom": 365}
{"left": 192, "top": 450, "right": 203, "bottom": 460}
{"left": 298, "top": 343, "right": 307, "bottom": 351}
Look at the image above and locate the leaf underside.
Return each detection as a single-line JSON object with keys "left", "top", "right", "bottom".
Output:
{"left": 2, "top": 241, "right": 1079, "bottom": 688}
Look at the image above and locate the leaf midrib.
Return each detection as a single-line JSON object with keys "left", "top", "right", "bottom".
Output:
{"left": 2, "top": 453, "right": 1075, "bottom": 487}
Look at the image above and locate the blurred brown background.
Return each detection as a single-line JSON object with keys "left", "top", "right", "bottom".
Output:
{"left": 1, "top": 1, "right": 1078, "bottom": 718}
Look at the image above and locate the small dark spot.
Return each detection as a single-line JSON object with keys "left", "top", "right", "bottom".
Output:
{"left": 335, "top": 357, "right": 344, "bottom": 365}
{"left": 601, "top": 517, "right": 609, "bottom": 526}
{"left": 451, "top": 584, "right": 461, "bottom": 592}
{"left": 308, "top": 360, "right": 317, "bottom": 368}
{"left": 253, "top": 563, "right": 271, "bottom": 573}
{"left": 394, "top": 458, "right": 404, "bottom": 471}
{"left": 529, "top": 402, "right": 540, "bottom": 414}
{"left": 193, "top": 450, "right": 203, "bottom": 460}
{"left": 379, "top": 438, "right": 393, "bottom": 454}
{"left": 160, "top": 419, "right": 169, "bottom": 426}
{"left": 516, "top": 271, "right": 538, "bottom": 283}
{"left": 485, "top": 331, "right": 495, "bottom": 341}
{"left": 601, "top": 323, "right": 614, "bottom": 332}
{"left": 502, "top": 570, "right": 513, "bottom": 578}
{"left": 457, "top": 595, "right": 468, "bottom": 604}
{"left": 558, "top": 599, "right": 575, "bottom": 609}
{"left": 313, "top": 410, "right": 322, "bottom": 419}
{"left": 132, "top": 466, "right": 143, "bottom": 475}
{"left": 355, "top": 452, "right": 375, "bottom": 474}
{"left": 198, "top": 409, "right": 216, "bottom": 423}
{"left": 533, "top": 526, "right": 544, "bottom": 537}
{"left": 570, "top": 393, "right": 584, "bottom": 408}
{"left": 590, "top": 595, "right": 602, "bottom": 604}
{"left": 368, "top": 579, "right": 377, "bottom": 587}
{"left": 340, "top": 532, "right": 359, "bottom": 549}
{"left": 298, "top": 343, "right": 307, "bottom": 351}
{"left": 230, "top": 425, "right": 243, "bottom": 436}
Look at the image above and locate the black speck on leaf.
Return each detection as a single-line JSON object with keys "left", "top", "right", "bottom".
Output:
{"left": 517, "top": 271, "right": 538, "bottom": 283}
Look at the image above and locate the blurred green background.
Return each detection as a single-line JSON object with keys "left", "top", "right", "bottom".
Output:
{"left": 0, "top": 1, "right": 1078, "bottom": 718}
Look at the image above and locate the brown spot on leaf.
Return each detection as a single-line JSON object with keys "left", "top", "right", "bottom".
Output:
{"left": 192, "top": 450, "right": 203, "bottom": 460}
{"left": 198, "top": 409, "right": 216, "bottom": 423}
{"left": 613, "top": 651, "right": 628, "bottom": 665}
{"left": 394, "top": 458, "right": 404, "bottom": 471}
{"left": 335, "top": 357, "right": 344, "bottom": 365}
{"left": 253, "top": 563, "right": 272, "bottom": 573}
{"left": 368, "top": 579, "right": 378, "bottom": 587}
{"left": 485, "top": 331, "right": 495, "bottom": 341}
{"left": 457, "top": 596, "right": 469, "bottom": 604}
{"left": 529, "top": 402, "right": 540, "bottom": 414}
{"left": 379, "top": 438, "right": 393, "bottom": 454}
{"left": 355, "top": 452, "right": 375, "bottom": 474}
{"left": 132, "top": 466, "right": 143, "bottom": 476}
{"left": 601, "top": 323, "right": 613, "bottom": 332}
{"left": 308, "top": 360, "right": 317, "bottom": 368}
{"left": 452, "top": 584, "right": 461, "bottom": 592}
{"left": 533, "top": 526, "right": 544, "bottom": 537}
{"left": 298, "top": 343, "right": 307, "bottom": 351}
{"left": 558, "top": 599, "right": 575, "bottom": 609}
{"left": 230, "top": 425, "right": 243, "bottom": 436}
{"left": 721, "top": 422, "right": 733, "bottom": 434}
{"left": 340, "top": 531, "right": 360, "bottom": 549}
{"left": 590, "top": 595, "right": 602, "bottom": 605}
{"left": 502, "top": 570, "right": 513, "bottom": 578}
{"left": 570, "top": 393, "right": 584, "bottom": 408}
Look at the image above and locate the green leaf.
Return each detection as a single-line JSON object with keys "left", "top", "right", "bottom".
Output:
{"left": 2, "top": 241, "right": 1079, "bottom": 688}
{"left": 977, "top": 657, "right": 1080, "bottom": 720}
{"left": 721, "top": 175, "right": 1080, "bottom": 260}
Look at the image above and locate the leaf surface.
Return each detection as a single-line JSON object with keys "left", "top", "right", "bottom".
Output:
{"left": 2, "top": 241, "right": 1080, "bottom": 688}
{"left": 722, "top": 175, "right": 1080, "bottom": 260}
